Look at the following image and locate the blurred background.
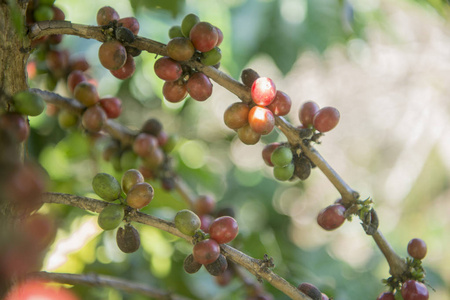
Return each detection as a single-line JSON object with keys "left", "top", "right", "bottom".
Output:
{"left": 27, "top": 0, "right": 450, "bottom": 299}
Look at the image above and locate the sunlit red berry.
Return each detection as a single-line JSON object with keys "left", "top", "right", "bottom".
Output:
{"left": 248, "top": 106, "right": 275, "bottom": 135}
{"left": 251, "top": 77, "right": 276, "bottom": 106}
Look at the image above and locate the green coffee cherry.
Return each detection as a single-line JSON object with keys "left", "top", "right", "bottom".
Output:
{"left": 181, "top": 13, "right": 200, "bottom": 37}
{"left": 98, "top": 204, "right": 124, "bottom": 230}
{"left": 92, "top": 173, "right": 121, "bottom": 201}
{"left": 200, "top": 47, "right": 222, "bottom": 66}
{"left": 271, "top": 146, "right": 293, "bottom": 167}
{"left": 174, "top": 209, "right": 201, "bottom": 236}
{"left": 13, "top": 91, "right": 45, "bottom": 117}
{"left": 33, "top": 6, "right": 54, "bottom": 21}
{"left": 273, "top": 162, "right": 295, "bottom": 181}
{"left": 169, "top": 25, "right": 183, "bottom": 39}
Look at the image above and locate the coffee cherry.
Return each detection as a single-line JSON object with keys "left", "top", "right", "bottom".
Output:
{"left": 215, "top": 27, "right": 223, "bottom": 46}
{"left": 69, "top": 57, "right": 89, "bottom": 72}
{"left": 223, "top": 102, "right": 249, "bottom": 130}
{"left": 209, "top": 216, "right": 239, "bottom": 244}
{"left": 58, "top": 109, "right": 79, "bottom": 129}
{"left": 297, "top": 283, "right": 322, "bottom": 300}
{"left": 251, "top": 77, "right": 276, "bottom": 106}
{"left": 321, "top": 293, "right": 330, "bottom": 300}
{"left": 215, "top": 268, "right": 233, "bottom": 286}
{"left": 299, "top": 101, "right": 320, "bottom": 127}
{"left": 273, "top": 163, "right": 295, "bottom": 181}
{"left": 126, "top": 182, "right": 154, "bottom": 209}
{"left": 121, "top": 169, "right": 144, "bottom": 194}
{"left": 34, "top": 6, "right": 54, "bottom": 21}
{"left": 186, "top": 72, "right": 213, "bottom": 101}
{"left": 74, "top": 82, "right": 99, "bottom": 107}
{"left": 317, "top": 204, "right": 346, "bottom": 230}
{"left": 267, "top": 91, "right": 291, "bottom": 116}
{"left": 82, "top": 106, "right": 106, "bottom": 132}
{"left": 133, "top": 133, "right": 158, "bottom": 157}
{"left": 116, "top": 224, "right": 140, "bottom": 253}
{"left": 0, "top": 113, "right": 29, "bottom": 142}
{"left": 175, "top": 209, "right": 201, "bottom": 236}
{"left": 13, "top": 91, "right": 45, "bottom": 117}
{"left": 98, "top": 204, "right": 124, "bottom": 230}
{"left": 92, "top": 173, "right": 121, "bottom": 201}
{"left": 237, "top": 124, "right": 261, "bottom": 145}
{"left": 200, "top": 214, "right": 214, "bottom": 233}
{"left": 45, "top": 50, "right": 68, "bottom": 77}
{"left": 313, "top": 107, "right": 340, "bottom": 133}
{"left": 205, "top": 254, "right": 228, "bottom": 276}
{"left": 376, "top": 292, "right": 395, "bottom": 300}
{"left": 118, "top": 17, "right": 140, "bottom": 35}
{"left": 270, "top": 146, "right": 293, "bottom": 167}
{"left": 67, "top": 70, "right": 87, "bottom": 94}
{"left": 110, "top": 54, "right": 135, "bottom": 80}
{"left": 183, "top": 254, "right": 202, "bottom": 274}
{"left": 169, "top": 25, "right": 183, "bottom": 39}
{"left": 248, "top": 106, "right": 275, "bottom": 135}
{"left": 141, "top": 147, "right": 165, "bottom": 169}
{"left": 194, "top": 195, "right": 216, "bottom": 215}
{"left": 200, "top": 47, "right": 222, "bottom": 66}
{"left": 99, "top": 97, "right": 122, "bottom": 119}
{"left": 154, "top": 56, "right": 182, "bottom": 81}
{"left": 262, "top": 143, "right": 281, "bottom": 166}
{"left": 401, "top": 280, "right": 429, "bottom": 300}
{"left": 241, "top": 68, "right": 260, "bottom": 88}
{"left": 181, "top": 13, "right": 200, "bottom": 37}
{"left": 294, "top": 156, "right": 312, "bottom": 180}
{"left": 97, "top": 6, "right": 119, "bottom": 26}
{"left": 120, "top": 149, "right": 139, "bottom": 171}
{"left": 162, "top": 80, "right": 188, "bottom": 103}
{"left": 193, "top": 239, "right": 221, "bottom": 265}
{"left": 190, "top": 22, "right": 219, "bottom": 52}
{"left": 167, "top": 37, "right": 195, "bottom": 61}
{"left": 22, "top": 213, "right": 56, "bottom": 251}
{"left": 98, "top": 41, "right": 127, "bottom": 71}
{"left": 407, "top": 238, "right": 427, "bottom": 260}
{"left": 142, "top": 118, "right": 163, "bottom": 136}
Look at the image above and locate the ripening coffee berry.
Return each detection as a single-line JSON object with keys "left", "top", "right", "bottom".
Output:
{"left": 407, "top": 238, "right": 427, "bottom": 260}
{"left": 74, "top": 81, "right": 99, "bottom": 107}
{"left": 82, "top": 106, "right": 107, "bottom": 132}
{"left": 200, "top": 214, "right": 214, "bottom": 233}
{"left": 12, "top": 91, "right": 45, "bottom": 117}
{"left": 121, "top": 169, "right": 144, "bottom": 194}
{"left": 200, "top": 47, "right": 222, "bottom": 66}
{"left": 186, "top": 72, "right": 213, "bottom": 101}
{"left": 92, "top": 173, "right": 122, "bottom": 201}
{"left": 98, "top": 41, "right": 127, "bottom": 71}
{"left": 237, "top": 124, "right": 261, "bottom": 145}
{"left": 163, "top": 80, "right": 188, "bottom": 103}
{"left": 98, "top": 204, "right": 124, "bottom": 230}
{"left": 209, "top": 216, "right": 239, "bottom": 244}
{"left": 141, "top": 147, "right": 165, "bottom": 169}
{"left": 110, "top": 54, "right": 135, "bottom": 80}
{"left": 141, "top": 118, "right": 163, "bottom": 136}
{"left": 96, "top": 6, "right": 119, "bottom": 26}
{"left": 262, "top": 143, "right": 281, "bottom": 166}
{"left": 215, "top": 27, "right": 223, "bottom": 46}
{"left": 297, "top": 283, "right": 322, "bottom": 300}
{"left": 69, "top": 57, "right": 89, "bottom": 72}
{"left": 169, "top": 25, "right": 183, "bottom": 39}
{"left": 118, "top": 17, "right": 140, "bottom": 35}
{"left": 321, "top": 293, "right": 330, "bottom": 300}
{"left": 376, "top": 292, "right": 395, "bottom": 300}
{"left": 205, "top": 254, "right": 228, "bottom": 276}
{"left": 174, "top": 209, "right": 201, "bottom": 236}
{"left": 248, "top": 106, "right": 275, "bottom": 135}
{"left": 273, "top": 163, "right": 295, "bottom": 181}
{"left": 0, "top": 113, "right": 29, "bottom": 142}
{"left": 181, "top": 13, "right": 200, "bottom": 37}
{"left": 167, "top": 37, "right": 195, "bottom": 61}
{"left": 251, "top": 77, "right": 276, "bottom": 106}
{"left": 34, "top": 6, "right": 54, "bottom": 21}
{"left": 126, "top": 182, "right": 154, "bottom": 209}
{"left": 270, "top": 146, "right": 293, "bottom": 167}
{"left": 223, "top": 102, "right": 249, "bottom": 130}
{"left": 116, "top": 224, "right": 141, "bottom": 253}
{"left": 99, "top": 97, "right": 122, "bottom": 119}
{"left": 189, "top": 22, "right": 218, "bottom": 52}
{"left": 193, "top": 239, "right": 221, "bottom": 265}
{"left": 299, "top": 101, "right": 320, "bottom": 127}
{"left": 133, "top": 133, "right": 159, "bottom": 157}
{"left": 401, "top": 280, "right": 429, "bottom": 300}
{"left": 194, "top": 195, "right": 216, "bottom": 215}
{"left": 154, "top": 56, "right": 183, "bottom": 81}
{"left": 267, "top": 91, "right": 292, "bottom": 116}
{"left": 58, "top": 110, "right": 79, "bottom": 129}
{"left": 317, "top": 204, "right": 346, "bottom": 230}
{"left": 312, "top": 106, "right": 340, "bottom": 133}
{"left": 241, "top": 68, "right": 260, "bottom": 88}
{"left": 67, "top": 70, "right": 87, "bottom": 94}
{"left": 183, "top": 254, "right": 202, "bottom": 274}
{"left": 45, "top": 50, "right": 68, "bottom": 76}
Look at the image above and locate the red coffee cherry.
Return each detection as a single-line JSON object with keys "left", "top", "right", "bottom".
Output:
{"left": 110, "top": 54, "right": 135, "bottom": 80}
{"left": 97, "top": 6, "right": 119, "bottom": 26}
{"left": 0, "top": 113, "right": 29, "bottom": 142}
{"left": 267, "top": 90, "right": 291, "bottom": 116}
{"left": 74, "top": 81, "right": 99, "bottom": 107}
{"left": 192, "top": 239, "right": 221, "bottom": 265}
{"left": 189, "top": 22, "right": 219, "bottom": 52}
{"left": 45, "top": 50, "right": 68, "bottom": 77}
{"left": 223, "top": 102, "right": 249, "bottom": 130}
{"left": 67, "top": 70, "right": 87, "bottom": 94}
{"left": 248, "top": 106, "right": 275, "bottom": 135}
{"left": 407, "top": 238, "right": 427, "bottom": 260}
{"left": 154, "top": 56, "right": 182, "bottom": 81}
{"left": 262, "top": 142, "right": 281, "bottom": 167}
{"left": 98, "top": 41, "right": 127, "bottom": 71}
{"left": 194, "top": 195, "right": 216, "bottom": 215}
{"left": 215, "top": 26, "right": 224, "bottom": 46}
{"left": 186, "top": 72, "right": 213, "bottom": 101}
{"left": 299, "top": 101, "right": 320, "bottom": 127}
{"left": 133, "top": 133, "right": 159, "bottom": 157}
{"left": 317, "top": 204, "right": 346, "bottom": 231}
{"left": 69, "top": 57, "right": 89, "bottom": 72}
{"left": 209, "top": 216, "right": 239, "bottom": 244}
{"left": 118, "top": 17, "right": 140, "bottom": 35}
{"left": 99, "top": 97, "right": 122, "bottom": 119}
{"left": 401, "top": 280, "right": 429, "bottom": 300}
{"left": 126, "top": 182, "right": 154, "bottom": 209}
{"left": 251, "top": 77, "right": 276, "bottom": 106}
{"left": 199, "top": 214, "right": 214, "bottom": 233}
{"left": 82, "top": 106, "right": 106, "bottom": 132}
{"left": 237, "top": 124, "right": 261, "bottom": 145}
{"left": 376, "top": 292, "right": 395, "bottom": 300}
{"left": 312, "top": 106, "right": 340, "bottom": 133}
{"left": 167, "top": 37, "right": 195, "bottom": 61}
{"left": 162, "top": 80, "right": 188, "bottom": 103}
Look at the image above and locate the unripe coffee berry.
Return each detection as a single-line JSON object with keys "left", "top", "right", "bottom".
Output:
{"left": 92, "top": 173, "right": 121, "bottom": 201}
{"left": 126, "top": 182, "right": 154, "bottom": 209}
{"left": 175, "top": 209, "right": 201, "bottom": 236}
{"left": 98, "top": 205, "right": 124, "bottom": 230}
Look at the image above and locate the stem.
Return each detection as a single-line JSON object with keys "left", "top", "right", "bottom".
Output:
{"left": 372, "top": 230, "right": 407, "bottom": 277}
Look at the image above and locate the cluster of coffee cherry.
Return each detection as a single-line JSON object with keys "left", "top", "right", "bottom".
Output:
{"left": 224, "top": 69, "right": 292, "bottom": 145}
{"left": 96, "top": 6, "right": 140, "bottom": 80}
{"left": 92, "top": 169, "right": 153, "bottom": 253}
